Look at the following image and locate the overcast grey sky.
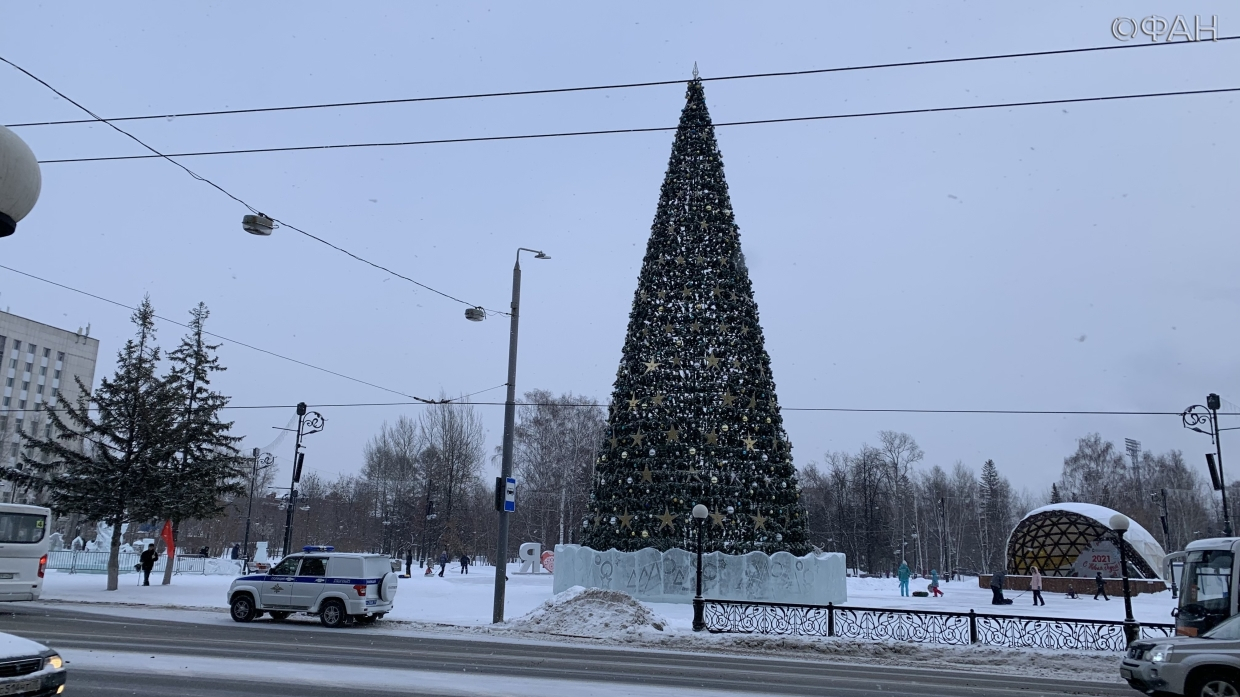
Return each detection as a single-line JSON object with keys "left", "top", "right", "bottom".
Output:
{"left": 2, "top": 2, "right": 1237, "bottom": 501}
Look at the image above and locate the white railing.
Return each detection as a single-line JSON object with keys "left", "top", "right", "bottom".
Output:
{"left": 46, "top": 550, "right": 242, "bottom": 575}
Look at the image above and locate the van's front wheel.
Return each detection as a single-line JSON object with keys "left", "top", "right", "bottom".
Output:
{"left": 230, "top": 595, "right": 257, "bottom": 623}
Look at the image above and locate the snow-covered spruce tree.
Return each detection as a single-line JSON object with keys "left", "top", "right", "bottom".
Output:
{"left": 13, "top": 297, "right": 177, "bottom": 591}
{"left": 150, "top": 302, "right": 246, "bottom": 585}
{"left": 581, "top": 78, "right": 808, "bottom": 555}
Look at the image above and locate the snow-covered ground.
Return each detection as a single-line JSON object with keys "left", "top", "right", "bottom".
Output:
{"left": 847, "top": 575, "right": 1178, "bottom": 625}
{"left": 39, "top": 567, "right": 1178, "bottom": 627}
{"left": 34, "top": 566, "right": 1172, "bottom": 685}
{"left": 38, "top": 566, "right": 556, "bottom": 625}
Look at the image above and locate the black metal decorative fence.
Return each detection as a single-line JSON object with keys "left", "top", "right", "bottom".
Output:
{"left": 703, "top": 600, "right": 1176, "bottom": 652}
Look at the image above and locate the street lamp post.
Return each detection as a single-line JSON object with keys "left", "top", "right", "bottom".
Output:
{"left": 1151, "top": 488, "right": 1178, "bottom": 598}
{"left": 1110, "top": 514, "right": 1141, "bottom": 645}
{"left": 243, "top": 448, "right": 276, "bottom": 571}
{"left": 281, "top": 402, "right": 325, "bottom": 556}
{"left": 1182, "top": 394, "right": 1232, "bottom": 536}
{"left": 466, "top": 247, "right": 549, "bottom": 624}
{"left": 692, "top": 504, "right": 709, "bottom": 631}
{"left": 0, "top": 125, "right": 41, "bottom": 238}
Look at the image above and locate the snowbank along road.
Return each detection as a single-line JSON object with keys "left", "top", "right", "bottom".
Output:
{"left": 1, "top": 605, "right": 1132, "bottom": 697}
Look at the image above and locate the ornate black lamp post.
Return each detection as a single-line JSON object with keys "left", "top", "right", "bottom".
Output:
{"left": 242, "top": 448, "right": 276, "bottom": 570}
{"left": 281, "top": 402, "right": 325, "bottom": 556}
{"left": 692, "top": 503, "right": 709, "bottom": 631}
{"left": 1182, "top": 394, "right": 1232, "bottom": 536}
{"left": 1110, "top": 513, "right": 1141, "bottom": 645}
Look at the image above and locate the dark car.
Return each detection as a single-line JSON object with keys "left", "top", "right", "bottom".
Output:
{"left": 0, "top": 631, "right": 67, "bottom": 696}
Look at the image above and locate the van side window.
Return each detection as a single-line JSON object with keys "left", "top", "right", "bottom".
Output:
{"left": 326, "top": 557, "right": 363, "bottom": 579}
{"left": 300, "top": 557, "right": 327, "bottom": 577}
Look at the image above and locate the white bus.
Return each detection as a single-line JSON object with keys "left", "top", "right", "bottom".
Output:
{"left": 0, "top": 504, "right": 51, "bottom": 602}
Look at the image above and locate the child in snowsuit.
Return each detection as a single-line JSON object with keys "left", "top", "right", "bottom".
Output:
{"left": 929, "top": 569, "right": 943, "bottom": 597}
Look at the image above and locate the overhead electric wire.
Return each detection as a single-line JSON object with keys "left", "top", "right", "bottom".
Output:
{"left": 5, "top": 36, "right": 1237, "bottom": 129}
{"left": 0, "top": 55, "right": 506, "bottom": 317}
{"left": 188, "top": 401, "right": 1240, "bottom": 417}
{"left": 33, "top": 85, "right": 1240, "bottom": 165}
{"left": 7, "top": 400, "right": 1227, "bottom": 416}
{"left": 0, "top": 263, "right": 452, "bottom": 404}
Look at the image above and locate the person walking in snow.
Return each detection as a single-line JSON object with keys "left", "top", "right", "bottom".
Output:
{"left": 404, "top": 549, "right": 413, "bottom": 578}
{"left": 929, "top": 569, "right": 943, "bottom": 597}
{"left": 1094, "top": 571, "right": 1110, "bottom": 600}
{"left": 897, "top": 560, "right": 911, "bottom": 597}
{"left": 438, "top": 549, "right": 448, "bottom": 577}
{"left": 139, "top": 543, "right": 158, "bottom": 586}
{"left": 1030, "top": 566, "right": 1046, "bottom": 606}
{"left": 459, "top": 554, "right": 470, "bottom": 574}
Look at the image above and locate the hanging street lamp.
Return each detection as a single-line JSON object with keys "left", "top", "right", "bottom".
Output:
{"left": 0, "top": 125, "right": 42, "bottom": 238}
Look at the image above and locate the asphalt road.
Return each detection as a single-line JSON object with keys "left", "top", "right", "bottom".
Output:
{"left": 0, "top": 605, "right": 1132, "bottom": 697}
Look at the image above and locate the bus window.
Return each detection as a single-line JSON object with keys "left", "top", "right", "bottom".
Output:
{"left": 0, "top": 514, "right": 46, "bottom": 544}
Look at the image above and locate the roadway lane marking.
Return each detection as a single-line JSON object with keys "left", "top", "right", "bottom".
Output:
{"left": 61, "top": 650, "right": 784, "bottom": 697}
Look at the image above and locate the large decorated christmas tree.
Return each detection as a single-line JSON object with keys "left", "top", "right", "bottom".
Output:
{"left": 583, "top": 77, "right": 808, "bottom": 555}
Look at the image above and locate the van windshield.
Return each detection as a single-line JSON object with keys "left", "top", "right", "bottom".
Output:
{"left": 0, "top": 513, "right": 46, "bottom": 544}
{"left": 1182, "top": 550, "right": 1234, "bottom": 615}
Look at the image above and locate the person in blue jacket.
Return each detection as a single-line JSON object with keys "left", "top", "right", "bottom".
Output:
{"left": 898, "top": 560, "right": 911, "bottom": 597}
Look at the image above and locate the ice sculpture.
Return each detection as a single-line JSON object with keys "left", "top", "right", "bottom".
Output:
{"left": 553, "top": 545, "right": 847, "bottom": 605}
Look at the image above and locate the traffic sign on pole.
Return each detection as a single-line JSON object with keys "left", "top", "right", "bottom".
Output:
{"left": 504, "top": 477, "right": 517, "bottom": 513}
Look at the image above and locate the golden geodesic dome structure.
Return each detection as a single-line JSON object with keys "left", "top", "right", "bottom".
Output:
{"left": 1006, "top": 502, "right": 1165, "bottom": 579}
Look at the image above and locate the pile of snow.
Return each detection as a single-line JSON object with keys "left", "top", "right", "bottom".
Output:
{"left": 203, "top": 558, "right": 244, "bottom": 575}
{"left": 506, "top": 586, "right": 667, "bottom": 638}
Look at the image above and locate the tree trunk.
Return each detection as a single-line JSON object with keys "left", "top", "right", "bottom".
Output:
{"left": 161, "top": 520, "right": 178, "bottom": 585}
{"left": 106, "top": 521, "right": 122, "bottom": 591}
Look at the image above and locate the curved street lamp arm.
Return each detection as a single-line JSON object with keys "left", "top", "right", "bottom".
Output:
{"left": 302, "top": 411, "right": 327, "bottom": 437}
{"left": 1182, "top": 405, "right": 1217, "bottom": 440}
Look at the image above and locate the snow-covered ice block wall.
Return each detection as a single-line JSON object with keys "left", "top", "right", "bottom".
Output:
{"left": 553, "top": 545, "right": 847, "bottom": 605}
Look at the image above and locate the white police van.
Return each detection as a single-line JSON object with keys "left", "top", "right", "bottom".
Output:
{"left": 228, "top": 546, "right": 399, "bottom": 628}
